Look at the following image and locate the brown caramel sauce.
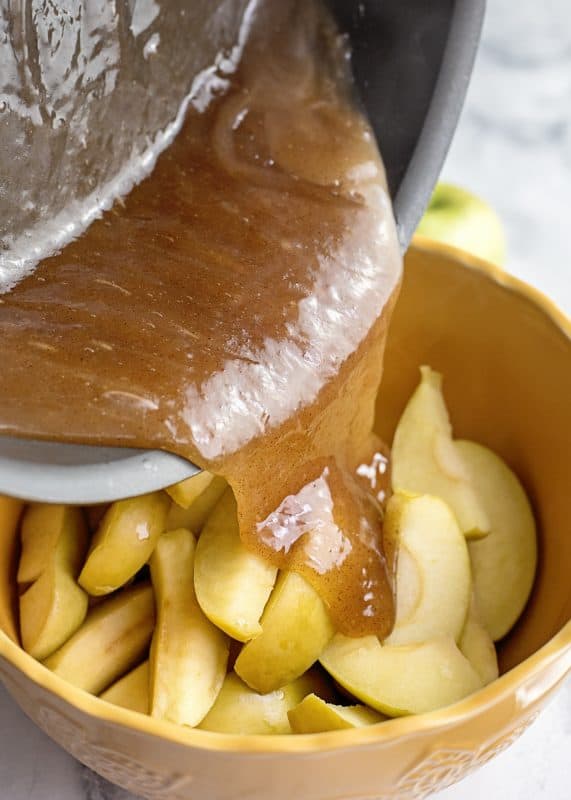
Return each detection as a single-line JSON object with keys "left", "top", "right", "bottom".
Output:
{"left": 0, "top": 0, "right": 401, "bottom": 637}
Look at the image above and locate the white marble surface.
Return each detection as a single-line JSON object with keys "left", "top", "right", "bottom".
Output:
{"left": 442, "top": 0, "right": 571, "bottom": 315}
{"left": 1, "top": 0, "right": 570, "bottom": 798}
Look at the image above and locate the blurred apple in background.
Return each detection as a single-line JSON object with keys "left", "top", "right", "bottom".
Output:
{"left": 417, "top": 183, "right": 506, "bottom": 266}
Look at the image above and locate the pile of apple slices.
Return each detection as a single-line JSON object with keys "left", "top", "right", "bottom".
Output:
{"left": 12, "top": 366, "right": 537, "bottom": 734}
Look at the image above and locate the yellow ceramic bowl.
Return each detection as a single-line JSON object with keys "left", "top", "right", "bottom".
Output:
{"left": 1, "top": 238, "right": 570, "bottom": 800}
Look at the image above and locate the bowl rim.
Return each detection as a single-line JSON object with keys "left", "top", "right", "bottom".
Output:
{"left": 1, "top": 236, "right": 570, "bottom": 755}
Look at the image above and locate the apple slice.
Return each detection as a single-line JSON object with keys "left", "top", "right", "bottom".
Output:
{"left": 79, "top": 491, "right": 169, "bottom": 595}
{"left": 456, "top": 440, "right": 537, "bottom": 641}
{"left": 85, "top": 504, "right": 110, "bottom": 534}
{"left": 288, "top": 693, "right": 384, "bottom": 733}
{"left": 100, "top": 661, "right": 150, "bottom": 714}
{"left": 235, "top": 571, "right": 335, "bottom": 694}
{"left": 391, "top": 366, "right": 490, "bottom": 539}
{"left": 44, "top": 583, "right": 155, "bottom": 695}
{"left": 165, "top": 476, "right": 227, "bottom": 534}
{"left": 320, "top": 633, "right": 481, "bottom": 716}
{"left": 20, "top": 505, "right": 89, "bottom": 660}
{"left": 384, "top": 492, "right": 471, "bottom": 646}
{"left": 459, "top": 595, "right": 499, "bottom": 686}
{"left": 194, "top": 489, "right": 277, "bottom": 641}
{"left": 166, "top": 470, "right": 216, "bottom": 509}
{"left": 199, "top": 669, "right": 332, "bottom": 735}
{"left": 150, "top": 528, "right": 229, "bottom": 727}
{"left": 18, "top": 505, "right": 85, "bottom": 585}
{"left": 0, "top": 496, "right": 23, "bottom": 643}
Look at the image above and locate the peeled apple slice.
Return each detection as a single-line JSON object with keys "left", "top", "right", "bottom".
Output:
{"left": 79, "top": 491, "right": 169, "bottom": 595}
{"left": 457, "top": 440, "right": 537, "bottom": 641}
{"left": 166, "top": 470, "right": 216, "bottom": 509}
{"left": 150, "top": 528, "right": 229, "bottom": 727}
{"left": 384, "top": 492, "right": 471, "bottom": 646}
{"left": 100, "top": 661, "right": 150, "bottom": 714}
{"left": 44, "top": 583, "right": 155, "bottom": 695}
{"left": 320, "top": 633, "right": 482, "bottom": 716}
{"left": 194, "top": 489, "right": 277, "bottom": 641}
{"left": 391, "top": 366, "right": 490, "bottom": 539}
{"left": 0, "top": 496, "right": 24, "bottom": 642}
{"left": 459, "top": 595, "right": 499, "bottom": 685}
{"left": 20, "top": 505, "right": 89, "bottom": 660}
{"left": 288, "top": 693, "right": 384, "bottom": 733}
{"left": 18, "top": 504, "right": 84, "bottom": 585}
{"left": 199, "top": 669, "right": 330, "bottom": 735}
{"left": 165, "top": 476, "right": 227, "bottom": 534}
{"left": 235, "top": 571, "right": 335, "bottom": 694}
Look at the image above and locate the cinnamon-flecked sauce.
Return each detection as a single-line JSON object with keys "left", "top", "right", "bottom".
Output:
{"left": 0, "top": 1, "right": 402, "bottom": 637}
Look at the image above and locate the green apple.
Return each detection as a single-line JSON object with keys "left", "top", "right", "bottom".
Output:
{"left": 79, "top": 491, "right": 170, "bottom": 595}
{"left": 391, "top": 366, "right": 490, "bottom": 539}
{"left": 100, "top": 661, "right": 150, "bottom": 714}
{"left": 150, "top": 528, "right": 229, "bottom": 727}
{"left": 288, "top": 693, "right": 384, "bottom": 733}
{"left": 194, "top": 489, "right": 277, "bottom": 641}
{"left": 459, "top": 595, "right": 499, "bottom": 685}
{"left": 235, "top": 571, "right": 335, "bottom": 694}
{"left": 44, "top": 583, "right": 155, "bottom": 695}
{"left": 417, "top": 183, "right": 506, "bottom": 266}
{"left": 199, "top": 669, "right": 332, "bottom": 735}
{"left": 320, "top": 633, "right": 481, "bottom": 716}
{"left": 456, "top": 440, "right": 537, "bottom": 641}
{"left": 384, "top": 492, "right": 471, "bottom": 646}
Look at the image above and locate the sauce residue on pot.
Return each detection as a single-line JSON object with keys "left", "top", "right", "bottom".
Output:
{"left": 0, "top": 0, "right": 401, "bottom": 637}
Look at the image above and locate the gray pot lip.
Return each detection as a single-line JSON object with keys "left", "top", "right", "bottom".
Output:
{"left": 394, "top": 0, "right": 487, "bottom": 249}
{"left": 0, "top": 437, "right": 198, "bottom": 504}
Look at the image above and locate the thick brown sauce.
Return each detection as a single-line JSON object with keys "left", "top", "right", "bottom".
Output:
{"left": 0, "top": 0, "right": 401, "bottom": 637}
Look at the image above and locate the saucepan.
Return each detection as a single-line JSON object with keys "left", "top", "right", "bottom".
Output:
{"left": 0, "top": 0, "right": 485, "bottom": 503}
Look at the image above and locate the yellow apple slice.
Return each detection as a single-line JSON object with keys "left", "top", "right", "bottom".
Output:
{"left": 79, "top": 491, "right": 169, "bottom": 595}
{"left": 384, "top": 492, "right": 471, "bottom": 646}
{"left": 166, "top": 470, "right": 216, "bottom": 509}
{"left": 320, "top": 633, "right": 481, "bottom": 716}
{"left": 149, "top": 528, "right": 229, "bottom": 727}
{"left": 0, "top": 496, "right": 24, "bottom": 643}
{"left": 288, "top": 693, "right": 384, "bottom": 733}
{"left": 43, "top": 583, "right": 155, "bottom": 695}
{"left": 20, "top": 506, "right": 89, "bottom": 660}
{"left": 18, "top": 505, "right": 85, "bottom": 585}
{"left": 165, "top": 476, "right": 227, "bottom": 534}
{"left": 391, "top": 366, "right": 490, "bottom": 539}
{"left": 100, "top": 661, "right": 150, "bottom": 714}
{"left": 194, "top": 489, "right": 277, "bottom": 641}
{"left": 456, "top": 440, "right": 537, "bottom": 641}
{"left": 235, "top": 571, "right": 335, "bottom": 694}
{"left": 199, "top": 669, "right": 330, "bottom": 735}
{"left": 459, "top": 595, "right": 499, "bottom": 685}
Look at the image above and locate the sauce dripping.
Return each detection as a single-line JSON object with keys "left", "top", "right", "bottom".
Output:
{"left": 0, "top": 0, "right": 402, "bottom": 637}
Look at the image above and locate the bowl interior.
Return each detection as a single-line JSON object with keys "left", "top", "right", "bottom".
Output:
{"left": 1, "top": 239, "right": 570, "bottom": 681}
{"left": 376, "top": 239, "right": 571, "bottom": 672}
